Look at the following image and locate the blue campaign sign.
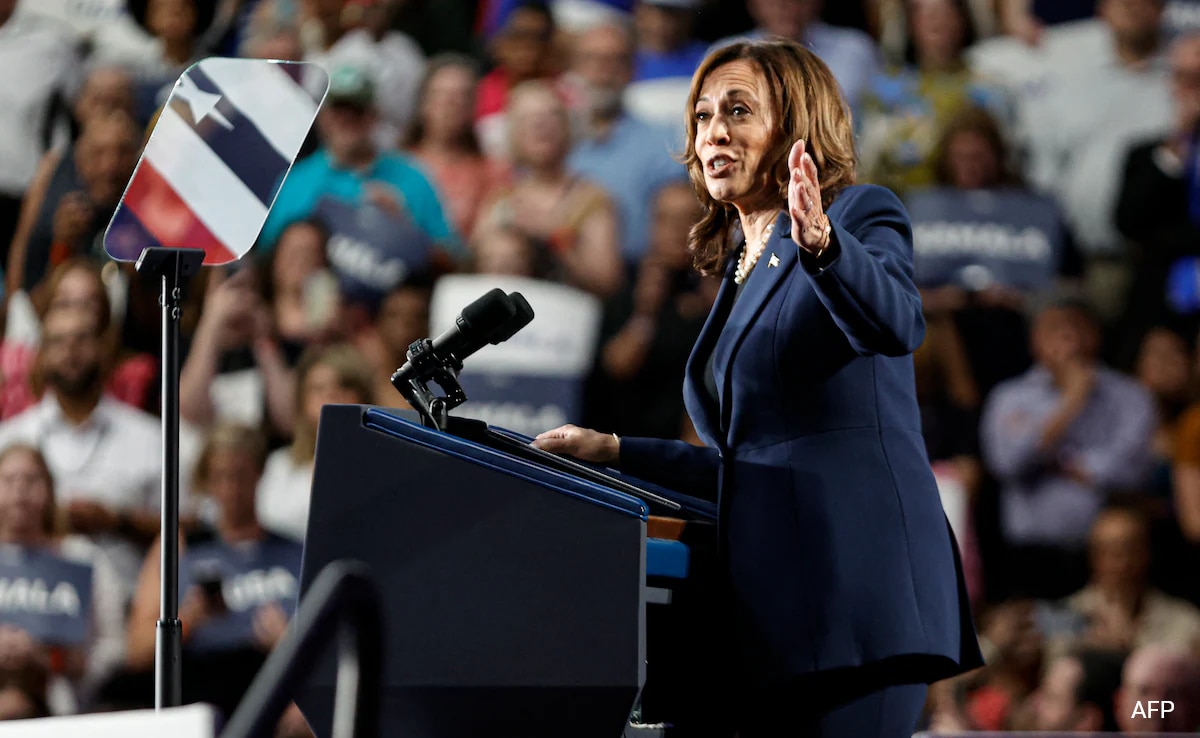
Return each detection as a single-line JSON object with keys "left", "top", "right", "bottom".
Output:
{"left": 0, "top": 546, "right": 94, "bottom": 647}
{"left": 431, "top": 275, "right": 602, "bottom": 437}
{"left": 906, "top": 187, "right": 1068, "bottom": 292}
{"left": 180, "top": 534, "right": 303, "bottom": 653}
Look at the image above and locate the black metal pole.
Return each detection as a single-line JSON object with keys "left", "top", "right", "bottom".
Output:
{"left": 135, "top": 247, "right": 205, "bottom": 710}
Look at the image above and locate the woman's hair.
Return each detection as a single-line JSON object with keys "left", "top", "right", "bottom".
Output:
{"left": 902, "top": 0, "right": 977, "bottom": 67}
{"left": 683, "top": 39, "right": 857, "bottom": 275}
{"left": 0, "top": 443, "right": 60, "bottom": 537}
{"left": 291, "top": 344, "right": 376, "bottom": 463}
{"left": 190, "top": 423, "right": 269, "bottom": 494}
{"left": 930, "top": 105, "right": 1021, "bottom": 187}
{"left": 259, "top": 217, "right": 330, "bottom": 304}
{"left": 505, "top": 79, "right": 574, "bottom": 169}
{"left": 32, "top": 258, "right": 112, "bottom": 331}
{"left": 402, "top": 53, "right": 483, "bottom": 154}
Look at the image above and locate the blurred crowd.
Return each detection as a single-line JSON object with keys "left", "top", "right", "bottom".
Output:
{"left": 0, "top": 0, "right": 1195, "bottom": 733}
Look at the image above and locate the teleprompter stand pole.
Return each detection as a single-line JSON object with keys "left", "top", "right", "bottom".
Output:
{"left": 135, "top": 247, "right": 205, "bottom": 709}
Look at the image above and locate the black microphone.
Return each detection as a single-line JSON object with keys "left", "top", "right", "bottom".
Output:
{"left": 488, "top": 292, "right": 535, "bottom": 345}
{"left": 391, "top": 289, "right": 516, "bottom": 385}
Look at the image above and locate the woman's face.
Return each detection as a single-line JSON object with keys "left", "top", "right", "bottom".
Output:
{"left": 694, "top": 60, "right": 780, "bottom": 212}
{"left": 49, "top": 268, "right": 106, "bottom": 318}
{"left": 273, "top": 223, "right": 326, "bottom": 294}
{"left": 148, "top": 0, "right": 198, "bottom": 44}
{"left": 421, "top": 64, "right": 476, "bottom": 140}
{"left": 510, "top": 89, "right": 569, "bottom": 168}
{"left": 945, "top": 130, "right": 999, "bottom": 190}
{"left": 302, "top": 363, "right": 364, "bottom": 427}
{"left": 0, "top": 452, "right": 51, "bottom": 543}
{"left": 910, "top": 0, "right": 966, "bottom": 62}
{"left": 205, "top": 448, "right": 260, "bottom": 522}
{"left": 1137, "top": 328, "right": 1190, "bottom": 399}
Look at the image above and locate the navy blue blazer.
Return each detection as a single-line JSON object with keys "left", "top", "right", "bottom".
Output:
{"left": 620, "top": 184, "right": 983, "bottom": 686}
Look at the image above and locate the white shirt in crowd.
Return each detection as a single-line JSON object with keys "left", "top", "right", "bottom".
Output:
{"left": 0, "top": 393, "right": 201, "bottom": 593}
{"left": 255, "top": 447, "right": 313, "bottom": 544}
{"left": 0, "top": 13, "right": 78, "bottom": 196}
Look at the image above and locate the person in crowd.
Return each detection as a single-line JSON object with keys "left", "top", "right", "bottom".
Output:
{"left": 712, "top": 0, "right": 882, "bottom": 110}
{"left": 179, "top": 263, "right": 297, "bottom": 440}
{"left": 404, "top": 54, "right": 511, "bottom": 241}
{"left": 371, "top": 278, "right": 433, "bottom": 409}
{"left": 121, "top": 0, "right": 221, "bottom": 124}
{"left": 0, "top": 259, "right": 157, "bottom": 420}
{"left": 6, "top": 109, "right": 140, "bottom": 295}
{"left": 257, "top": 64, "right": 460, "bottom": 310}
{"left": 62, "top": 64, "right": 137, "bottom": 148}
{"left": 122, "top": 424, "right": 300, "bottom": 719}
{"left": 1023, "top": 0, "right": 1174, "bottom": 319}
{"left": 1018, "top": 648, "right": 1126, "bottom": 732}
{"left": 238, "top": 1, "right": 303, "bottom": 61}
{"left": 996, "top": 0, "right": 1099, "bottom": 45}
{"left": 474, "top": 81, "right": 623, "bottom": 297}
{"left": 0, "top": 443, "right": 125, "bottom": 714}
{"left": 565, "top": 20, "right": 689, "bottom": 265}
{"left": 1135, "top": 326, "right": 1194, "bottom": 501}
{"left": 1114, "top": 32, "right": 1200, "bottom": 369}
{"left": 1114, "top": 643, "right": 1200, "bottom": 732}
{"left": 471, "top": 224, "right": 539, "bottom": 278}
{"left": 625, "top": 0, "right": 709, "bottom": 125}
{"left": 261, "top": 219, "right": 341, "bottom": 363}
{"left": 584, "top": 180, "right": 715, "bottom": 440}
{"left": 0, "top": 307, "right": 199, "bottom": 590}
{"left": 533, "top": 38, "right": 982, "bottom": 737}
{"left": 295, "top": 0, "right": 346, "bottom": 57}
{"left": 1169, "top": 327, "right": 1200, "bottom": 549}
{"left": 256, "top": 344, "right": 375, "bottom": 543}
{"left": 475, "top": 1, "right": 560, "bottom": 161}
{"left": 304, "top": 0, "right": 427, "bottom": 150}
{"left": 1041, "top": 506, "right": 1200, "bottom": 659}
{"left": 980, "top": 299, "right": 1157, "bottom": 599}
{"left": 913, "top": 107, "right": 1081, "bottom": 398}
{"left": 0, "top": 0, "right": 80, "bottom": 265}
{"left": 857, "top": 0, "right": 1014, "bottom": 196}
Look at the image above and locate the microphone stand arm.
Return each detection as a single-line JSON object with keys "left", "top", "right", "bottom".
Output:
{"left": 390, "top": 338, "right": 468, "bottom": 432}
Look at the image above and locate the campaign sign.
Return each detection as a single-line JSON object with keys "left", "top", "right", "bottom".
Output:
{"left": 0, "top": 546, "right": 93, "bottom": 647}
{"left": 104, "top": 58, "right": 329, "bottom": 265}
{"left": 906, "top": 187, "right": 1068, "bottom": 292}
{"left": 179, "top": 534, "right": 302, "bottom": 653}
{"left": 431, "top": 275, "right": 602, "bottom": 437}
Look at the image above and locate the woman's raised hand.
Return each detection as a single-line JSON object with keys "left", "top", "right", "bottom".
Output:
{"left": 532, "top": 424, "right": 619, "bottom": 464}
{"left": 787, "top": 139, "right": 832, "bottom": 256}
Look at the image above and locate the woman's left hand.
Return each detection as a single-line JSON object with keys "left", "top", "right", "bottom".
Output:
{"left": 787, "top": 139, "right": 832, "bottom": 256}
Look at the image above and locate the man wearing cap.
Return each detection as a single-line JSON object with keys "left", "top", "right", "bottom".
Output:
{"left": 624, "top": 0, "right": 708, "bottom": 125}
{"left": 258, "top": 63, "right": 458, "bottom": 314}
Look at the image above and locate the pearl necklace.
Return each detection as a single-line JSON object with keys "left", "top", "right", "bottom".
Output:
{"left": 734, "top": 222, "right": 776, "bottom": 285}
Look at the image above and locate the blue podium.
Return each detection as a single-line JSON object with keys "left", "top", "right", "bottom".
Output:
{"left": 294, "top": 405, "right": 716, "bottom": 738}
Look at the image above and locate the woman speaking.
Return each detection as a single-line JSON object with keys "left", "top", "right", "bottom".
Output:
{"left": 533, "top": 39, "right": 983, "bottom": 737}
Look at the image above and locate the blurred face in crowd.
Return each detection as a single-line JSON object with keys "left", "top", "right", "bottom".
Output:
{"left": 1088, "top": 510, "right": 1150, "bottom": 592}
{"left": 75, "top": 113, "right": 140, "bottom": 208}
{"left": 909, "top": 0, "right": 968, "bottom": 64}
{"left": 319, "top": 102, "right": 377, "bottom": 168}
{"left": 420, "top": 62, "right": 477, "bottom": 141}
{"left": 48, "top": 265, "right": 107, "bottom": 319}
{"left": 302, "top": 362, "right": 365, "bottom": 428}
{"left": 747, "top": 0, "right": 822, "bottom": 39}
{"left": 1031, "top": 306, "right": 1099, "bottom": 371}
{"left": 1029, "top": 656, "right": 1100, "bottom": 732}
{"left": 0, "top": 449, "right": 52, "bottom": 544}
{"left": 304, "top": 0, "right": 345, "bottom": 30}
{"left": 508, "top": 85, "right": 571, "bottom": 169}
{"left": 493, "top": 7, "right": 554, "bottom": 82}
{"left": 204, "top": 447, "right": 261, "bottom": 526}
{"left": 1099, "top": 0, "right": 1164, "bottom": 54}
{"left": 376, "top": 286, "right": 430, "bottom": 359}
{"left": 0, "top": 687, "right": 39, "bottom": 721}
{"left": 944, "top": 129, "right": 999, "bottom": 190}
{"left": 1115, "top": 648, "right": 1200, "bottom": 732}
{"left": 634, "top": 2, "right": 695, "bottom": 52}
{"left": 572, "top": 24, "right": 635, "bottom": 119}
{"left": 694, "top": 60, "right": 780, "bottom": 212}
{"left": 73, "top": 68, "right": 135, "bottom": 128}
{"left": 247, "top": 28, "right": 302, "bottom": 61}
{"left": 148, "top": 0, "right": 198, "bottom": 44}
{"left": 273, "top": 222, "right": 327, "bottom": 295}
{"left": 1135, "top": 327, "right": 1191, "bottom": 400}
{"left": 650, "top": 182, "right": 701, "bottom": 270}
{"left": 1170, "top": 35, "right": 1200, "bottom": 132}
{"left": 39, "top": 309, "right": 104, "bottom": 401}
{"left": 474, "top": 227, "right": 536, "bottom": 277}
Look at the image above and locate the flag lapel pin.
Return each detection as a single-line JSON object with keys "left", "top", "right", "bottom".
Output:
{"left": 768, "top": 253, "right": 780, "bottom": 268}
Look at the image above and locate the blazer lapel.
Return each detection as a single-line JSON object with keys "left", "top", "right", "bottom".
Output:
{"left": 683, "top": 255, "right": 738, "bottom": 446}
{"left": 712, "top": 213, "right": 797, "bottom": 436}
